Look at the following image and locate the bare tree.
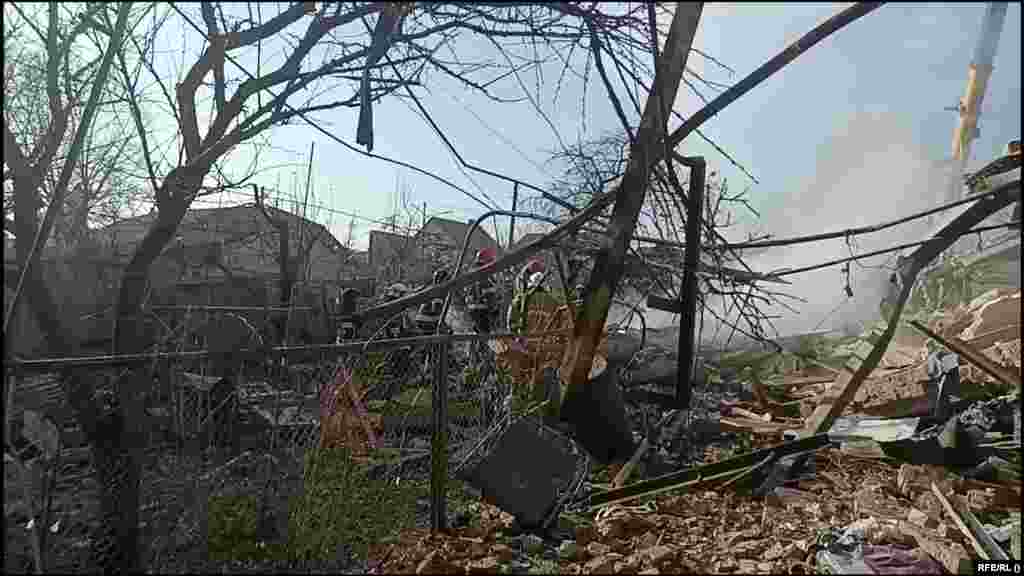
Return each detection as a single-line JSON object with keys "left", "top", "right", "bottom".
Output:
{"left": 545, "top": 129, "right": 786, "bottom": 349}
{"left": 3, "top": 2, "right": 752, "bottom": 570}
{"left": 3, "top": 2, "right": 135, "bottom": 571}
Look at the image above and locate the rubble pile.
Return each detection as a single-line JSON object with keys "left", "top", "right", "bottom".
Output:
{"left": 370, "top": 289, "right": 1021, "bottom": 574}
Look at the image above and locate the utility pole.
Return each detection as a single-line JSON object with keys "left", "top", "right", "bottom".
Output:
{"left": 300, "top": 141, "right": 315, "bottom": 282}
{"left": 509, "top": 181, "right": 519, "bottom": 248}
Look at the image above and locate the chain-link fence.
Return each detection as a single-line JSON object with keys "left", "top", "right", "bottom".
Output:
{"left": 4, "top": 308, "right": 539, "bottom": 573}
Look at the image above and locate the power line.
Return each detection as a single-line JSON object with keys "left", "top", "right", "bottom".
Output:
{"left": 636, "top": 187, "right": 1017, "bottom": 252}
{"left": 768, "top": 221, "right": 1020, "bottom": 279}
{"left": 395, "top": 86, "right": 504, "bottom": 210}
{"left": 434, "top": 78, "right": 558, "bottom": 187}
{"left": 371, "top": 23, "right": 576, "bottom": 214}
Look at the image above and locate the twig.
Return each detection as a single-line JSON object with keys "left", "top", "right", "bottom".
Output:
{"left": 612, "top": 409, "right": 678, "bottom": 489}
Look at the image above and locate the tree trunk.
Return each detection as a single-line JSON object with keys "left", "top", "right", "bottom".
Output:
{"left": 558, "top": 5, "right": 702, "bottom": 445}
{"left": 101, "top": 172, "right": 196, "bottom": 572}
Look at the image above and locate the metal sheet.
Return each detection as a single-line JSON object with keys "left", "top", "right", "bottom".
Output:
{"left": 828, "top": 415, "right": 921, "bottom": 443}
{"left": 466, "top": 419, "right": 579, "bottom": 528}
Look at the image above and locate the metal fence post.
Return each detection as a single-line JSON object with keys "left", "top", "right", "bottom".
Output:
{"left": 676, "top": 157, "right": 706, "bottom": 410}
{"left": 430, "top": 338, "right": 449, "bottom": 533}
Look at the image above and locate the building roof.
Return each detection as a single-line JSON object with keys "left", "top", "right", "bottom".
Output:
{"left": 100, "top": 203, "right": 342, "bottom": 255}
{"left": 509, "top": 232, "right": 544, "bottom": 252}
{"left": 417, "top": 216, "right": 497, "bottom": 249}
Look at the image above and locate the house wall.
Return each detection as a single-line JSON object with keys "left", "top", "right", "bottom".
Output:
{"left": 4, "top": 254, "right": 115, "bottom": 356}
{"left": 368, "top": 230, "right": 415, "bottom": 287}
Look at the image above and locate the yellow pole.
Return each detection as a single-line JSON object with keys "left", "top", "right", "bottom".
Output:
{"left": 948, "top": 3, "right": 1008, "bottom": 205}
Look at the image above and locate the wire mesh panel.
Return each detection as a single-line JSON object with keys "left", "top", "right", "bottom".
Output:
{"left": 451, "top": 413, "right": 588, "bottom": 530}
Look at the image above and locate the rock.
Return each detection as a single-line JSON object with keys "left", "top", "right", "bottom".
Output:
{"left": 637, "top": 532, "right": 659, "bottom": 550}
{"left": 716, "top": 558, "right": 738, "bottom": 572}
{"left": 638, "top": 568, "right": 660, "bottom": 575}
{"left": 787, "top": 543, "right": 806, "bottom": 560}
{"left": 611, "top": 539, "right": 633, "bottom": 555}
{"left": 576, "top": 525, "right": 598, "bottom": 546}
{"left": 614, "top": 554, "right": 642, "bottom": 574}
{"left": 587, "top": 542, "right": 612, "bottom": 558}
{"left": 913, "top": 492, "right": 944, "bottom": 520}
{"left": 584, "top": 553, "right": 622, "bottom": 575}
{"left": 907, "top": 508, "right": 938, "bottom": 529}
{"left": 466, "top": 556, "right": 500, "bottom": 574}
{"left": 491, "top": 544, "right": 515, "bottom": 562}
{"left": 763, "top": 542, "right": 790, "bottom": 562}
{"left": 854, "top": 488, "right": 907, "bottom": 520}
{"left": 738, "top": 559, "right": 759, "bottom": 573}
{"left": 643, "top": 545, "right": 676, "bottom": 566}
{"left": 558, "top": 540, "right": 579, "bottom": 561}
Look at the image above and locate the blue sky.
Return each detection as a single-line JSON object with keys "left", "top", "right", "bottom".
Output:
{"left": 180, "top": 2, "right": 1020, "bottom": 252}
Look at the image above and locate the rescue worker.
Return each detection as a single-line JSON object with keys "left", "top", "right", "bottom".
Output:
{"left": 507, "top": 258, "right": 548, "bottom": 335}
{"left": 381, "top": 283, "right": 412, "bottom": 339}
{"left": 466, "top": 247, "right": 501, "bottom": 334}
{"left": 337, "top": 288, "right": 361, "bottom": 342}
{"left": 414, "top": 268, "right": 450, "bottom": 334}
{"left": 377, "top": 283, "right": 413, "bottom": 400}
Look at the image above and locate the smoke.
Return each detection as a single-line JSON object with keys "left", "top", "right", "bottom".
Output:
{"left": 725, "top": 111, "right": 950, "bottom": 339}
{"left": 613, "top": 112, "right": 954, "bottom": 345}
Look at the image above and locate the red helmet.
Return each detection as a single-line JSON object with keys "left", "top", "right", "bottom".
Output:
{"left": 525, "top": 258, "right": 545, "bottom": 275}
{"left": 475, "top": 247, "right": 497, "bottom": 266}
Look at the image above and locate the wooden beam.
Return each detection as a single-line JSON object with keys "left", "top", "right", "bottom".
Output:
{"left": 558, "top": 4, "right": 704, "bottom": 424}
{"left": 908, "top": 319, "right": 1022, "bottom": 390}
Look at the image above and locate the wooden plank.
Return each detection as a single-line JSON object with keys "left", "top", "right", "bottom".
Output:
{"left": 932, "top": 482, "right": 990, "bottom": 560}
{"left": 909, "top": 319, "right": 1021, "bottom": 390}
{"left": 945, "top": 485, "right": 1011, "bottom": 561}
{"left": 719, "top": 417, "right": 791, "bottom": 436}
